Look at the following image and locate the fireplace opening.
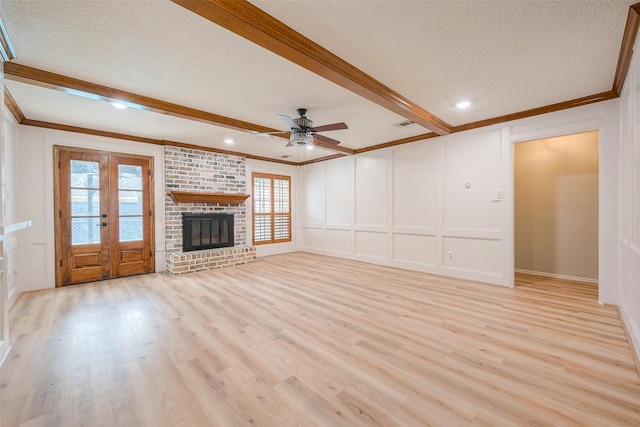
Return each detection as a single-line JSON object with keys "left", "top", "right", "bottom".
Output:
{"left": 182, "top": 213, "right": 234, "bottom": 252}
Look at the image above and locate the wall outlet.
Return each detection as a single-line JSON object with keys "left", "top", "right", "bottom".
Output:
{"left": 447, "top": 251, "right": 454, "bottom": 260}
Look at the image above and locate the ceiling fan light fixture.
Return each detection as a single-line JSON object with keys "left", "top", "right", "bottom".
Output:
{"left": 290, "top": 131, "right": 313, "bottom": 145}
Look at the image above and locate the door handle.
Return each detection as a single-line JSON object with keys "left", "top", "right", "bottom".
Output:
{"left": 101, "top": 213, "right": 107, "bottom": 218}
{"left": 101, "top": 222, "right": 107, "bottom": 227}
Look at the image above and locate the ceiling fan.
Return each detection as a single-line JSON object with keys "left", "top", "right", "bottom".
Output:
{"left": 253, "top": 108, "right": 348, "bottom": 147}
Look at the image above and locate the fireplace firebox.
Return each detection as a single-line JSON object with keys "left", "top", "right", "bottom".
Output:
{"left": 182, "top": 213, "right": 234, "bottom": 252}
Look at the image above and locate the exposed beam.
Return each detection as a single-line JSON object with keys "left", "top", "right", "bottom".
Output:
{"left": 312, "top": 141, "right": 355, "bottom": 155}
{"left": 4, "top": 86, "right": 24, "bottom": 123}
{"left": 171, "top": 0, "right": 452, "bottom": 136}
{"left": 5, "top": 63, "right": 355, "bottom": 155}
{"left": 4, "top": 62, "right": 280, "bottom": 134}
{"left": 612, "top": 3, "right": 640, "bottom": 96}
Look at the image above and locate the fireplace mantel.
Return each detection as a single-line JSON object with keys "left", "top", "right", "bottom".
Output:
{"left": 167, "top": 191, "right": 250, "bottom": 205}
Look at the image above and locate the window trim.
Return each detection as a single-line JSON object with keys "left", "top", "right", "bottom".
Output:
{"left": 252, "top": 172, "right": 291, "bottom": 245}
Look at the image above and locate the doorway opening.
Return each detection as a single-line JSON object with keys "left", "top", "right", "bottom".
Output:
{"left": 514, "top": 131, "right": 599, "bottom": 300}
{"left": 54, "top": 146, "right": 155, "bottom": 287}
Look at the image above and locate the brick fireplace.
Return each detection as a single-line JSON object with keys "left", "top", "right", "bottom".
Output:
{"left": 164, "top": 146, "right": 256, "bottom": 274}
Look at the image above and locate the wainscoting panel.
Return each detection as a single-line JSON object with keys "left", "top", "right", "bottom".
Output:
{"left": 392, "top": 233, "right": 436, "bottom": 266}
{"left": 443, "top": 236, "right": 502, "bottom": 276}
{"left": 326, "top": 157, "right": 354, "bottom": 226}
{"left": 392, "top": 143, "right": 436, "bottom": 228}
{"left": 442, "top": 129, "right": 502, "bottom": 231}
{"left": 302, "top": 165, "right": 326, "bottom": 225}
{"left": 355, "top": 152, "right": 387, "bottom": 227}
{"left": 302, "top": 227, "right": 324, "bottom": 250}
{"left": 325, "top": 228, "right": 353, "bottom": 255}
{"left": 355, "top": 230, "right": 387, "bottom": 259}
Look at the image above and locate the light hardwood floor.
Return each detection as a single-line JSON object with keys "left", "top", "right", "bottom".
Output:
{"left": 2, "top": 252, "right": 639, "bottom": 426}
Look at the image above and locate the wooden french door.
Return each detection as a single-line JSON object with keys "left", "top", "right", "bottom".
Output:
{"left": 54, "top": 146, "right": 155, "bottom": 287}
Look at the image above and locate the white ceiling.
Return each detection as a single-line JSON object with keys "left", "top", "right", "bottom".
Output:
{"left": 1, "top": 0, "right": 635, "bottom": 162}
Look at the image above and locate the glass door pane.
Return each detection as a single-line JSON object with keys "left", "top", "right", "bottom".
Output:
{"left": 70, "top": 160, "right": 101, "bottom": 245}
{"left": 118, "top": 164, "right": 144, "bottom": 241}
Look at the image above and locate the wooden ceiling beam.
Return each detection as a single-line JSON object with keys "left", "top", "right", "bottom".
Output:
{"left": 171, "top": 0, "right": 452, "bottom": 136}
{"left": 5, "top": 62, "right": 355, "bottom": 155}
{"left": 4, "top": 62, "right": 280, "bottom": 134}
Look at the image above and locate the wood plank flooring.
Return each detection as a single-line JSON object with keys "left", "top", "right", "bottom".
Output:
{"left": 1, "top": 252, "right": 639, "bottom": 426}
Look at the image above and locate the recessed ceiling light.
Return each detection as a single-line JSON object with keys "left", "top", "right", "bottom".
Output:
{"left": 111, "top": 102, "right": 128, "bottom": 110}
{"left": 306, "top": 145, "right": 313, "bottom": 150}
{"left": 456, "top": 101, "right": 471, "bottom": 109}
{"left": 224, "top": 138, "right": 234, "bottom": 144}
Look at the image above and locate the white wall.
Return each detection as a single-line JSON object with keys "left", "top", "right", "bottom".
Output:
{"left": 299, "top": 101, "right": 620, "bottom": 293}
{"left": 299, "top": 127, "right": 512, "bottom": 286}
{"left": 16, "top": 126, "right": 166, "bottom": 291}
{"left": 0, "top": 104, "right": 21, "bottom": 366}
{"left": 618, "top": 34, "right": 640, "bottom": 362}
{"left": 3, "top": 110, "right": 21, "bottom": 307}
{"left": 246, "top": 158, "right": 299, "bottom": 257}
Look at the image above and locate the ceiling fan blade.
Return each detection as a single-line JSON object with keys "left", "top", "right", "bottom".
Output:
{"left": 313, "top": 134, "right": 341, "bottom": 146}
{"left": 250, "top": 131, "right": 290, "bottom": 136}
{"left": 311, "top": 122, "right": 348, "bottom": 132}
{"left": 277, "top": 114, "right": 299, "bottom": 129}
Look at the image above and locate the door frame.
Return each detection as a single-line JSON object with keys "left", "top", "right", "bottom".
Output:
{"left": 510, "top": 124, "right": 604, "bottom": 303}
{"left": 53, "top": 145, "right": 155, "bottom": 287}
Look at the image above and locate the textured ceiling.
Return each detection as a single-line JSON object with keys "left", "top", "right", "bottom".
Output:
{"left": 1, "top": 0, "right": 636, "bottom": 162}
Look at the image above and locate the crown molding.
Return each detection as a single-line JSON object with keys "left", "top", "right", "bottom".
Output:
{"left": 354, "top": 132, "right": 439, "bottom": 154}
{"left": 613, "top": 3, "right": 640, "bottom": 96}
{"left": 22, "top": 119, "right": 164, "bottom": 145}
{"left": 160, "top": 139, "right": 298, "bottom": 165}
{"left": 171, "top": 0, "right": 452, "bottom": 136}
{"left": 298, "top": 154, "right": 346, "bottom": 166}
{"left": 4, "top": 86, "right": 24, "bottom": 123}
{"left": 19, "top": 119, "right": 299, "bottom": 165}
{"left": 452, "top": 91, "right": 617, "bottom": 134}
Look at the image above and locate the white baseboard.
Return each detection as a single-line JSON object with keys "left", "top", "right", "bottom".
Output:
{"left": 515, "top": 269, "right": 598, "bottom": 284}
